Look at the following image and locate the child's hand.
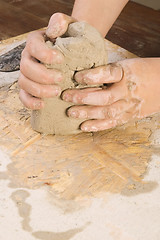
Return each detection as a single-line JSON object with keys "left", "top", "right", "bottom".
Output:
{"left": 62, "top": 58, "right": 160, "bottom": 132}
{"left": 19, "top": 13, "right": 75, "bottom": 109}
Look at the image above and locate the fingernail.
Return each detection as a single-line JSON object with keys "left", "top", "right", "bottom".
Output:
{"left": 69, "top": 110, "right": 79, "bottom": 118}
{"left": 75, "top": 72, "right": 83, "bottom": 82}
{"left": 69, "top": 110, "right": 87, "bottom": 118}
{"left": 82, "top": 125, "right": 98, "bottom": 132}
{"left": 53, "top": 86, "right": 61, "bottom": 97}
{"left": 63, "top": 93, "right": 72, "bottom": 102}
{"left": 75, "top": 73, "right": 89, "bottom": 84}
{"left": 90, "top": 126, "right": 98, "bottom": 132}
{"left": 81, "top": 126, "right": 89, "bottom": 132}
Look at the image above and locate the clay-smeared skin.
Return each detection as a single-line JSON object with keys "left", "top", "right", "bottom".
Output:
{"left": 31, "top": 22, "right": 108, "bottom": 135}
{"left": 63, "top": 58, "right": 160, "bottom": 132}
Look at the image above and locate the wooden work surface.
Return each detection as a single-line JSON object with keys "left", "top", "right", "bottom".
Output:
{"left": 0, "top": 35, "right": 160, "bottom": 200}
{"left": 0, "top": 0, "right": 160, "bottom": 57}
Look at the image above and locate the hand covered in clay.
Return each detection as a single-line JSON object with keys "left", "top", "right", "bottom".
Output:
{"left": 62, "top": 58, "right": 160, "bottom": 132}
{"left": 19, "top": 13, "right": 75, "bottom": 109}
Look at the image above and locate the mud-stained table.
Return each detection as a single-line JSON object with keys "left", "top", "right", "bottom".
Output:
{"left": 0, "top": 33, "right": 160, "bottom": 240}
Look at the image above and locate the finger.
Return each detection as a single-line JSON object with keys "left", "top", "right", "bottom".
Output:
{"left": 26, "top": 30, "right": 64, "bottom": 64}
{"left": 20, "top": 50, "right": 63, "bottom": 85}
{"left": 62, "top": 85, "right": 126, "bottom": 105}
{"left": 19, "top": 89, "right": 44, "bottom": 110}
{"left": 80, "top": 110, "right": 136, "bottom": 132}
{"left": 67, "top": 100, "right": 134, "bottom": 120}
{"left": 18, "top": 74, "right": 61, "bottom": 98}
{"left": 46, "top": 13, "right": 76, "bottom": 39}
{"left": 62, "top": 87, "right": 101, "bottom": 102}
{"left": 75, "top": 63, "right": 123, "bottom": 85}
{"left": 62, "top": 88, "right": 103, "bottom": 104}
{"left": 81, "top": 119, "right": 117, "bottom": 132}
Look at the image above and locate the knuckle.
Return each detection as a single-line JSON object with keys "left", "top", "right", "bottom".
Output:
{"left": 21, "top": 48, "right": 26, "bottom": 58}
{"left": 40, "top": 87, "right": 50, "bottom": 98}
{"left": 45, "top": 73, "right": 53, "bottom": 84}
{"left": 34, "top": 84, "right": 49, "bottom": 98}
{"left": 107, "top": 91, "right": 114, "bottom": 104}
{"left": 19, "top": 89, "right": 23, "bottom": 101}
{"left": 109, "top": 108, "right": 115, "bottom": 118}
{"left": 27, "top": 32, "right": 35, "bottom": 40}
{"left": 103, "top": 107, "right": 115, "bottom": 119}
{"left": 25, "top": 100, "right": 34, "bottom": 109}
{"left": 103, "top": 107, "right": 110, "bottom": 119}
{"left": 39, "top": 70, "right": 50, "bottom": 84}
{"left": 26, "top": 38, "right": 37, "bottom": 57}
{"left": 19, "top": 90, "right": 30, "bottom": 109}
{"left": 39, "top": 50, "right": 50, "bottom": 63}
{"left": 28, "top": 100, "right": 37, "bottom": 109}
{"left": 18, "top": 74, "right": 24, "bottom": 89}
{"left": 26, "top": 31, "right": 39, "bottom": 44}
{"left": 20, "top": 50, "right": 31, "bottom": 73}
{"left": 101, "top": 96, "right": 108, "bottom": 106}
{"left": 38, "top": 88, "right": 45, "bottom": 98}
{"left": 39, "top": 72, "right": 47, "bottom": 84}
{"left": 20, "top": 58, "right": 26, "bottom": 73}
{"left": 33, "top": 87, "right": 41, "bottom": 98}
{"left": 27, "top": 40, "right": 34, "bottom": 55}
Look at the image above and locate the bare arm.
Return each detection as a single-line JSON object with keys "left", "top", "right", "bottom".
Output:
{"left": 72, "top": 0, "right": 129, "bottom": 37}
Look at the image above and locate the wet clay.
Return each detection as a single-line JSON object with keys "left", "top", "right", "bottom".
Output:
{"left": 1, "top": 39, "right": 158, "bottom": 201}
{"left": 31, "top": 22, "right": 108, "bottom": 135}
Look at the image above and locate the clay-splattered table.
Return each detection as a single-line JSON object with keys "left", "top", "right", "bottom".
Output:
{"left": 0, "top": 33, "right": 160, "bottom": 240}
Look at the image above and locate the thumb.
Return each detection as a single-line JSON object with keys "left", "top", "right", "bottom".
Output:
{"left": 75, "top": 63, "right": 123, "bottom": 85}
{"left": 46, "top": 13, "right": 76, "bottom": 40}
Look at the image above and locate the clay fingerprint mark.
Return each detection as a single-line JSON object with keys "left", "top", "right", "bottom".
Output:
{"left": 32, "top": 227, "right": 85, "bottom": 240}
{"left": 11, "top": 190, "right": 32, "bottom": 232}
{"left": 0, "top": 83, "right": 160, "bottom": 200}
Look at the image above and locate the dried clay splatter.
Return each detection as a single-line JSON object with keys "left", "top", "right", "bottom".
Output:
{"left": 0, "top": 83, "right": 159, "bottom": 201}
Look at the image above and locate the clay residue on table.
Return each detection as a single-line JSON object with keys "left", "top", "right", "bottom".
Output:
{"left": 32, "top": 226, "right": 85, "bottom": 240}
{"left": 10, "top": 188, "right": 87, "bottom": 239}
{"left": 11, "top": 190, "right": 32, "bottom": 232}
{"left": 0, "top": 83, "right": 159, "bottom": 200}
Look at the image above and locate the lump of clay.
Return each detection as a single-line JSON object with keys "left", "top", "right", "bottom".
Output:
{"left": 31, "top": 22, "right": 108, "bottom": 135}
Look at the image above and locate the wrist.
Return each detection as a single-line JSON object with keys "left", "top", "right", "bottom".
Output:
{"left": 72, "top": 0, "right": 129, "bottom": 37}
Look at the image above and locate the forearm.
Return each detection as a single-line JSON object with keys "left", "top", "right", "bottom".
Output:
{"left": 72, "top": 0, "right": 128, "bottom": 37}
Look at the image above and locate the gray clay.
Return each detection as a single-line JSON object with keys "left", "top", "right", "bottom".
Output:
{"left": 31, "top": 22, "right": 108, "bottom": 135}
